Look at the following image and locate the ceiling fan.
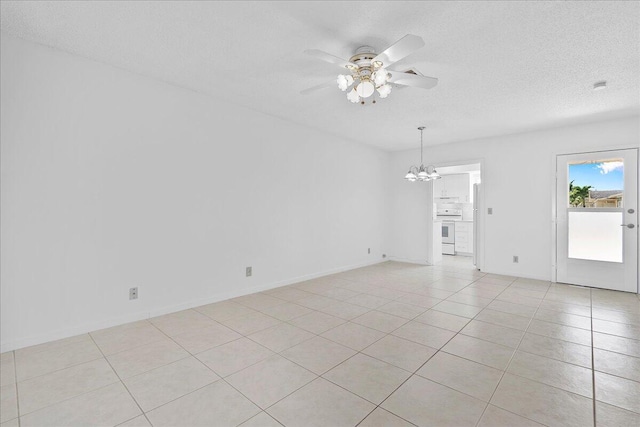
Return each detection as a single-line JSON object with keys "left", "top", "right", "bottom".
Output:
{"left": 301, "top": 34, "right": 438, "bottom": 105}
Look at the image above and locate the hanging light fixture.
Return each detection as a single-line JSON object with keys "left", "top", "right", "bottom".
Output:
{"left": 404, "top": 127, "right": 441, "bottom": 182}
{"left": 303, "top": 35, "right": 440, "bottom": 105}
{"left": 334, "top": 46, "right": 392, "bottom": 105}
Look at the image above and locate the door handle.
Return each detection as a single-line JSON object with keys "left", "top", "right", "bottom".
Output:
{"left": 620, "top": 224, "right": 636, "bottom": 229}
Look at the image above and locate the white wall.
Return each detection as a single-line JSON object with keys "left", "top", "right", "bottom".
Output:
{"left": 0, "top": 35, "right": 390, "bottom": 352}
{"left": 388, "top": 115, "right": 639, "bottom": 279}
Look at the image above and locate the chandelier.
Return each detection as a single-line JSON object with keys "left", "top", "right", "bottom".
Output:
{"left": 336, "top": 47, "right": 392, "bottom": 105}
{"left": 405, "top": 127, "right": 441, "bottom": 182}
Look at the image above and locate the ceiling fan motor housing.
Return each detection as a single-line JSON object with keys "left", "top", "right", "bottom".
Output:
{"left": 350, "top": 46, "right": 377, "bottom": 69}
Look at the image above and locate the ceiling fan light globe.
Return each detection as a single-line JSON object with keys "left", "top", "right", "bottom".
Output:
{"left": 347, "top": 88, "right": 360, "bottom": 103}
{"left": 377, "top": 84, "right": 392, "bottom": 98}
{"left": 337, "top": 74, "right": 349, "bottom": 91}
{"left": 355, "top": 81, "right": 375, "bottom": 98}
{"left": 373, "top": 68, "right": 389, "bottom": 86}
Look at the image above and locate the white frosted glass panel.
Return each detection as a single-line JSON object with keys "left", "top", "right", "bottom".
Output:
{"left": 568, "top": 211, "right": 623, "bottom": 263}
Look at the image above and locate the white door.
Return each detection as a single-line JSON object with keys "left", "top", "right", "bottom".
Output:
{"left": 556, "top": 149, "right": 638, "bottom": 292}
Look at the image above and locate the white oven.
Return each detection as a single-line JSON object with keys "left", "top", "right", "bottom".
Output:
{"left": 437, "top": 208, "right": 462, "bottom": 255}
{"left": 442, "top": 221, "right": 455, "bottom": 254}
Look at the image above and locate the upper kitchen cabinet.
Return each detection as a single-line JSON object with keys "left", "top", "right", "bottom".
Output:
{"left": 434, "top": 174, "right": 470, "bottom": 202}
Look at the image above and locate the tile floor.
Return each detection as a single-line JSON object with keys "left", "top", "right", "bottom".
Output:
{"left": 1, "top": 258, "right": 640, "bottom": 426}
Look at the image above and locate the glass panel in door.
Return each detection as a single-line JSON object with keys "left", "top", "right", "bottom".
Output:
{"left": 566, "top": 159, "right": 625, "bottom": 263}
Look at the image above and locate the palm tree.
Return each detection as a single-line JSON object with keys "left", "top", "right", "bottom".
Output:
{"left": 569, "top": 180, "right": 592, "bottom": 207}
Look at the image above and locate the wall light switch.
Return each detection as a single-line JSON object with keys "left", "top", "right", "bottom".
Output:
{"left": 246, "top": 267, "right": 252, "bottom": 277}
{"left": 488, "top": 208, "right": 493, "bottom": 215}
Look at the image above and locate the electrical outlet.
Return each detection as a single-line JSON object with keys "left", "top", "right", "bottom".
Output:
{"left": 488, "top": 208, "right": 493, "bottom": 215}
{"left": 129, "top": 287, "right": 138, "bottom": 300}
{"left": 382, "top": 254, "right": 387, "bottom": 258}
{"left": 246, "top": 266, "right": 252, "bottom": 277}
{"left": 513, "top": 256, "right": 519, "bottom": 263}
{"left": 368, "top": 248, "right": 371, "bottom": 254}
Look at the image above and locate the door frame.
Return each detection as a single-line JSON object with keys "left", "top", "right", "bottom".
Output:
{"left": 551, "top": 146, "right": 639, "bottom": 293}
{"left": 426, "top": 158, "right": 485, "bottom": 270}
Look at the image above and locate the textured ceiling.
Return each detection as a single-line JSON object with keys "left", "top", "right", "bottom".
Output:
{"left": 1, "top": 1, "right": 639, "bottom": 151}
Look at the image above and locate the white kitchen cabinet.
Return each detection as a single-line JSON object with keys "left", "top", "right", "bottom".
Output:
{"left": 455, "top": 221, "right": 474, "bottom": 254}
{"left": 434, "top": 174, "right": 470, "bottom": 202}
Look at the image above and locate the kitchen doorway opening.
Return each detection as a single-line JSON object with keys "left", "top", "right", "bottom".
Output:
{"left": 428, "top": 161, "right": 484, "bottom": 271}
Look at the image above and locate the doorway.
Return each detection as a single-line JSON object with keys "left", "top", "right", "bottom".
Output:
{"left": 555, "top": 149, "right": 638, "bottom": 292}
{"left": 430, "top": 162, "right": 483, "bottom": 270}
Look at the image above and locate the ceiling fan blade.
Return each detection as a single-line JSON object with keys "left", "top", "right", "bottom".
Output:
{"left": 373, "top": 34, "right": 425, "bottom": 68}
{"left": 389, "top": 71, "right": 438, "bottom": 90}
{"left": 304, "top": 49, "right": 357, "bottom": 70}
{"left": 300, "top": 80, "right": 335, "bottom": 95}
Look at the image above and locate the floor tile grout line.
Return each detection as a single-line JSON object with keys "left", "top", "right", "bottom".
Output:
{"left": 10, "top": 336, "right": 112, "bottom": 383}
{"left": 168, "top": 292, "right": 416, "bottom": 421}
{"left": 366, "top": 323, "right": 465, "bottom": 425}
{"left": 15, "top": 381, "right": 125, "bottom": 423}
{"left": 244, "top": 411, "right": 286, "bottom": 427}
{"left": 248, "top": 312, "right": 421, "bottom": 423}
{"left": 256, "top": 329, "right": 403, "bottom": 421}
{"left": 509, "top": 344, "right": 591, "bottom": 371}
{"left": 319, "top": 352, "right": 422, "bottom": 427}
{"left": 591, "top": 328, "right": 640, "bottom": 343}
{"left": 591, "top": 289, "right": 597, "bottom": 427}
{"left": 11, "top": 352, "right": 107, "bottom": 385}
{"left": 472, "top": 276, "right": 551, "bottom": 427}
{"left": 407, "top": 305, "right": 603, "bottom": 400}
{"left": 123, "top": 321, "right": 219, "bottom": 409}
{"left": 522, "top": 327, "right": 591, "bottom": 347}
{"left": 463, "top": 278, "right": 538, "bottom": 425}
{"left": 355, "top": 272, "right": 522, "bottom": 427}
{"left": 8, "top": 264, "right": 636, "bottom": 426}
{"left": 10, "top": 360, "right": 126, "bottom": 419}
{"left": 140, "top": 317, "right": 290, "bottom": 425}
{"left": 9, "top": 335, "right": 92, "bottom": 359}
{"left": 475, "top": 289, "right": 640, "bottom": 418}
{"left": 86, "top": 333, "right": 154, "bottom": 427}
{"left": 164, "top": 296, "right": 392, "bottom": 388}
{"left": 590, "top": 367, "right": 640, "bottom": 385}
{"left": 354, "top": 408, "right": 419, "bottom": 427}
{"left": 478, "top": 280, "right": 628, "bottom": 424}
{"left": 12, "top": 351, "right": 21, "bottom": 427}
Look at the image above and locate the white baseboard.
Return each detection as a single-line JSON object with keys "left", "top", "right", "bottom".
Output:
{"left": 386, "top": 256, "right": 431, "bottom": 266}
{"left": 1, "top": 258, "right": 385, "bottom": 353}
{"left": 0, "top": 311, "right": 153, "bottom": 354}
{"left": 146, "top": 258, "right": 385, "bottom": 319}
{"left": 480, "top": 267, "right": 550, "bottom": 282}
